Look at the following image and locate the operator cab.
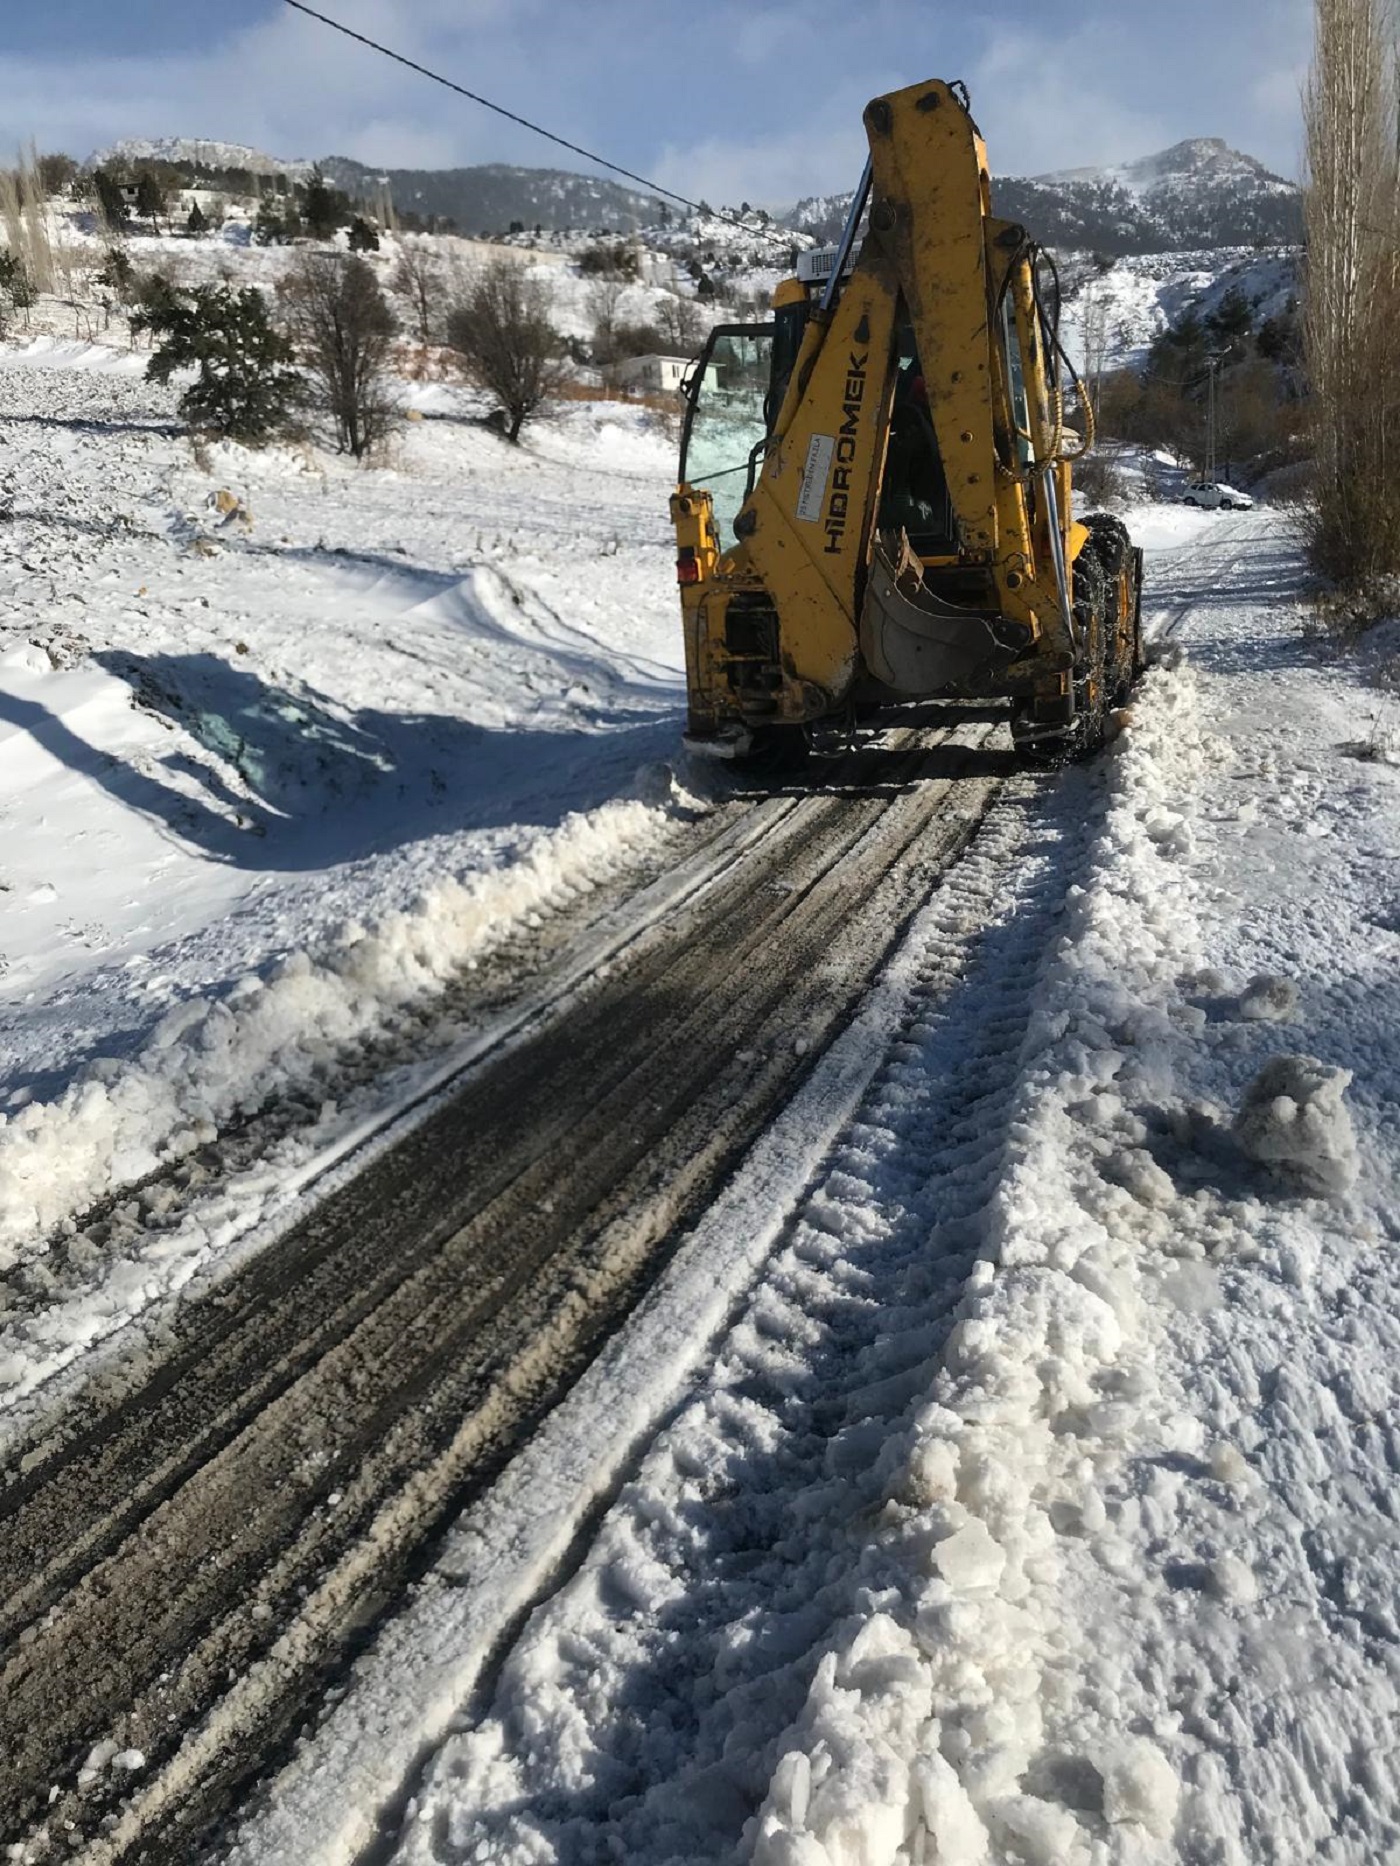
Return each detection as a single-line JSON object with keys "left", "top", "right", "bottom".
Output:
{"left": 678, "top": 264, "right": 958, "bottom": 563}
{"left": 676, "top": 324, "right": 775, "bottom": 544}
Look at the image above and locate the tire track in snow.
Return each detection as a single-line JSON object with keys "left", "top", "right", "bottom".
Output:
{"left": 1142, "top": 521, "right": 1256, "bottom": 645}
{"left": 0, "top": 721, "right": 1011, "bottom": 1865}
{"left": 344, "top": 651, "right": 1215, "bottom": 1866}
{"left": 368, "top": 760, "right": 1122, "bottom": 1866}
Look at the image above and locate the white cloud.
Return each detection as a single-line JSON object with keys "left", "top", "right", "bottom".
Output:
{"left": 969, "top": 25, "right": 1176, "bottom": 176}
{"left": 0, "top": 0, "right": 1313, "bottom": 202}
{"left": 0, "top": 1, "right": 579, "bottom": 167}
{"left": 1249, "top": 60, "right": 1309, "bottom": 178}
{"left": 653, "top": 124, "right": 869, "bottom": 211}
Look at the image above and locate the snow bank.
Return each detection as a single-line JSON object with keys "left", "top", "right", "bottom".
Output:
{"left": 0, "top": 799, "right": 670, "bottom": 1267}
{"left": 2, "top": 335, "right": 149, "bottom": 375}
{"left": 746, "top": 669, "right": 1213, "bottom": 1864}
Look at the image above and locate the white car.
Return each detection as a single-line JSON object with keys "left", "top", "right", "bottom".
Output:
{"left": 1183, "top": 480, "right": 1255, "bottom": 511}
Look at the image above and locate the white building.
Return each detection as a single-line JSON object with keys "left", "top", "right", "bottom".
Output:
{"left": 613, "top": 353, "right": 712, "bottom": 396}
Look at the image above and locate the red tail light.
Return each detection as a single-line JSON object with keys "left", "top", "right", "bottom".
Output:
{"left": 676, "top": 548, "right": 700, "bottom": 586}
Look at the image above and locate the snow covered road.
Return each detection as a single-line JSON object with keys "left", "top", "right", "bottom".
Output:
{"left": 6, "top": 334, "right": 1398, "bottom": 1866}
{"left": 228, "top": 511, "right": 1400, "bottom": 1866}
{"left": 0, "top": 707, "right": 1016, "bottom": 1865}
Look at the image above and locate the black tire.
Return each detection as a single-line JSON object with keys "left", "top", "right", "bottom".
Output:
{"left": 1012, "top": 546, "right": 1109, "bottom": 767}
{"left": 1083, "top": 512, "right": 1141, "bottom": 707}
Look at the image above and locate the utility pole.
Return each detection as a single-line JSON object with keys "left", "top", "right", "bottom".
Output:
{"left": 1205, "top": 356, "right": 1219, "bottom": 481}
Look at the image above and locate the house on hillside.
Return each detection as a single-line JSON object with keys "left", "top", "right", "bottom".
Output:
{"left": 612, "top": 353, "right": 712, "bottom": 396}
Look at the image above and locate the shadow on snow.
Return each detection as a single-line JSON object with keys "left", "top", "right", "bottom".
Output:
{"left": 0, "top": 649, "right": 683, "bottom": 873}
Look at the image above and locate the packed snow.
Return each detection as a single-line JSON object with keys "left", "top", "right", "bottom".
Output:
{"left": 229, "top": 510, "right": 1400, "bottom": 1866}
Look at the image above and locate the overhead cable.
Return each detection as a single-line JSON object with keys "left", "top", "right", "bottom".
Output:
{"left": 282, "top": 0, "right": 761, "bottom": 232}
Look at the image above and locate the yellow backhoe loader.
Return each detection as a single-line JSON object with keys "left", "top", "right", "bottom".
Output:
{"left": 671, "top": 78, "right": 1144, "bottom": 768}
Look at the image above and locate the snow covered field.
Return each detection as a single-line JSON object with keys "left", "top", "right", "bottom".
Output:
{"left": 0, "top": 336, "right": 697, "bottom": 1405}
{"left": 230, "top": 512, "right": 1400, "bottom": 1866}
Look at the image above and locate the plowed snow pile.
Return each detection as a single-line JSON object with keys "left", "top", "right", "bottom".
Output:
{"left": 234, "top": 514, "right": 1400, "bottom": 1866}
{"left": 0, "top": 341, "right": 690, "bottom": 1407}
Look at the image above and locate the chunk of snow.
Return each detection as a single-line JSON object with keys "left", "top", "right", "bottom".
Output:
{"left": 1207, "top": 1441, "right": 1253, "bottom": 1487}
{"left": 914, "top": 1750, "right": 989, "bottom": 1863}
{"left": 989, "top": 1793, "right": 1087, "bottom": 1863}
{"left": 1100, "top": 1737, "right": 1179, "bottom": 1835}
{"left": 1103, "top": 1147, "right": 1176, "bottom": 1210}
{"left": 1233, "top": 1053, "right": 1359, "bottom": 1195}
{"left": 1210, "top": 1552, "right": 1259, "bottom": 1605}
{"left": 933, "top": 1519, "right": 1006, "bottom": 1592}
{"left": 1236, "top": 974, "right": 1299, "bottom": 1023}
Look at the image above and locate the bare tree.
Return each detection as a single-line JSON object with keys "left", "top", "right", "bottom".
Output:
{"left": 390, "top": 239, "right": 446, "bottom": 346}
{"left": 1303, "top": 0, "right": 1400, "bottom": 592}
{"left": 654, "top": 289, "right": 707, "bottom": 354}
{"left": 281, "top": 253, "right": 399, "bottom": 459}
{"left": 1077, "top": 275, "right": 1114, "bottom": 420}
{"left": 586, "top": 275, "right": 628, "bottom": 363}
{"left": 446, "top": 259, "right": 568, "bottom": 442}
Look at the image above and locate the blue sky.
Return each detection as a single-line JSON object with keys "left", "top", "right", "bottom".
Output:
{"left": 4, "top": 0, "right": 1311, "bottom": 201}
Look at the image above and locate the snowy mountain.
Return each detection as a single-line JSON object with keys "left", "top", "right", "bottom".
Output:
{"left": 97, "top": 131, "right": 1298, "bottom": 251}
{"left": 1043, "top": 137, "right": 1292, "bottom": 199}
{"left": 321, "top": 158, "right": 665, "bottom": 234}
{"left": 1003, "top": 137, "right": 1301, "bottom": 254}
{"left": 93, "top": 136, "right": 316, "bottom": 180}
{"left": 90, "top": 141, "right": 665, "bottom": 233}
{"left": 788, "top": 137, "right": 1302, "bottom": 256}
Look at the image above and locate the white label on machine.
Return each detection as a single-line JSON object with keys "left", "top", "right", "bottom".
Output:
{"left": 796, "top": 434, "right": 835, "bottom": 523}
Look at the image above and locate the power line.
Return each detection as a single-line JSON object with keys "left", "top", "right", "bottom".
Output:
{"left": 282, "top": 0, "right": 756, "bottom": 232}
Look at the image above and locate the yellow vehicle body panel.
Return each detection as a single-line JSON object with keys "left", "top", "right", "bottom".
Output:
{"left": 740, "top": 267, "right": 899, "bottom": 706}
{"left": 673, "top": 76, "right": 1119, "bottom": 746}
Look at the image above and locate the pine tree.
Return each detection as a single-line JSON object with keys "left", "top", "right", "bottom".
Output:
{"left": 135, "top": 171, "right": 165, "bottom": 231}
{"left": 96, "top": 246, "right": 135, "bottom": 301}
{"left": 254, "top": 203, "right": 286, "bottom": 247}
{"left": 1207, "top": 288, "right": 1255, "bottom": 361}
{"left": 93, "top": 166, "right": 129, "bottom": 233}
{"left": 134, "top": 285, "right": 304, "bottom": 444}
{"left": 186, "top": 200, "right": 208, "bottom": 237}
{"left": 0, "top": 251, "right": 35, "bottom": 310}
{"left": 347, "top": 215, "right": 379, "bottom": 253}
{"left": 302, "top": 170, "right": 345, "bottom": 241}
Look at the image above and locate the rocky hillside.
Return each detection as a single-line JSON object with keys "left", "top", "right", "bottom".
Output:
{"left": 95, "top": 137, "right": 316, "bottom": 181}
{"left": 97, "top": 140, "right": 666, "bottom": 233}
